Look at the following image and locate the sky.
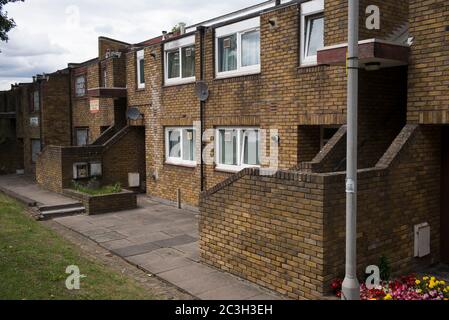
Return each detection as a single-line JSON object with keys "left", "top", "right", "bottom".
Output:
{"left": 0, "top": 0, "right": 264, "bottom": 90}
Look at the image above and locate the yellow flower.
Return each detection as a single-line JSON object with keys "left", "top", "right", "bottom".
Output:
{"left": 417, "top": 289, "right": 422, "bottom": 294}
{"left": 431, "top": 277, "right": 436, "bottom": 282}
{"left": 441, "top": 281, "right": 446, "bottom": 285}
{"left": 384, "top": 294, "right": 393, "bottom": 301}
{"left": 423, "top": 277, "right": 429, "bottom": 281}
{"left": 415, "top": 280, "right": 421, "bottom": 285}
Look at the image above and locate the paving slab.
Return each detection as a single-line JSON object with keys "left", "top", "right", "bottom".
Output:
{"left": 54, "top": 195, "right": 283, "bottom": 300}
{"left": 0, "top": 174, "right": 79, "bottom": 207}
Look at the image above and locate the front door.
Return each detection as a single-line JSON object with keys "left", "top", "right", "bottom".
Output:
{"left": 441, "top": 126, "right": 449, "bottom": 263}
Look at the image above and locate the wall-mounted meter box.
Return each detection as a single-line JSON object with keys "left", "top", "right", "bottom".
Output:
{"left": 414, "top": 223, "right": 431, "bottom": 258}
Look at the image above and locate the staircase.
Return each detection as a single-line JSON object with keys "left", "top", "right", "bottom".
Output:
{"left": 37, "top": 202, "right": 86, "bottom": 221}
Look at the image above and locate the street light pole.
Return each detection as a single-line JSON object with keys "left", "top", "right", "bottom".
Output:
{"left": 342, "top": 0, "right": 361, "bottom": 301}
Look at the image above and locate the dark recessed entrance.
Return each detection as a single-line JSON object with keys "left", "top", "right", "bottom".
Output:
{"left": 441, "top": 126, "right": 449, "bottom": 263}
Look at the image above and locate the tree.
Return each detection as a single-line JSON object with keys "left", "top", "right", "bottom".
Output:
{"left": 0, "top": 0, "right": 23, "bottom": 42}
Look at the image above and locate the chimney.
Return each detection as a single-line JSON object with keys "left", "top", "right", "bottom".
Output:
{"left": 179, "top": 22, "right": 186, "bottom": 35}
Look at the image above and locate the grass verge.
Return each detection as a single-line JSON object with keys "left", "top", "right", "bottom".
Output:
{"left": 0, "top": 193, "right": 157, "bottom": 300}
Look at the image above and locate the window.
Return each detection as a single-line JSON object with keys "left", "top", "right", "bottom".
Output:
{"left": 75, "top": 75, "right": 86, "bottom": 97}
{"left": 164, "top": 36, "right": 195, "bottom": 86}
{"left": 136, "top": 50, "right": 145, "bottom": 89}
{"left": 320, "top": 126, "right": 339, "bottom": 149}
{"left": 102, "top": 66, "right": 108, "bottom": 88}
{"left": 300, "top": 0, "right": 324, "bottom": 66}
{"left": 32, "top": 90, "right": 40, "bottom": 112}
{"left": 216, "top": 17, "right": 261, "bottom": 78}
{"left": 31, "top": 139, "right": 41, "bottom": 163}
{"left": 75, "top": 128, "right": 89, "bottom": 146}
{"left": 165, "top": 127, "right": 197, "bottom": 166}
{"left": 216, "top": 128, "right": 260, "bottom": 172}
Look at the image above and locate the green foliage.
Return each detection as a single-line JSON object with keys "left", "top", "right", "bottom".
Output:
{"left": 379, "top": 255, "right": 391, "bottom": 282}
{"left": 171, "top": 22, "right": 186, "bottom": 33}
{"left": 0, "top": 0, "right": 24, "bottom": 42}
{"left": 0, "top": 194, "right": 157, "bottom": 300}
{"left": 72, "top": 179, "right": 122, "bottom": 196}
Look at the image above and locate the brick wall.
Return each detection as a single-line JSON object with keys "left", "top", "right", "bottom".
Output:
{"left": 408, "top": 0, "right": 449, "bottom": 123}
{"left": 200, "top": 125, "right": 441, "bottom": 299}
{"left": 124, "top": 2, "right": 409, "bottom": 208}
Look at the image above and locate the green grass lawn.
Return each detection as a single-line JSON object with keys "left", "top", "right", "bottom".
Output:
{"left": 0, "top": 193, "right": 157, "bottom": 300}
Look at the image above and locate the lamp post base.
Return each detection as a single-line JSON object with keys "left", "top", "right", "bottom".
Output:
{"left": 341, "top": 277, "right": 360, "bottom": 300}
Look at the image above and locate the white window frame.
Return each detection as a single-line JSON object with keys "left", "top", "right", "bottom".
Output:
{"left": 215, "top": 127, "right": 261, "bottom": 172}
{"left": 75, "top": 75, "right": 86, "bottom": 97}
{"left": 136, "top": 50, "right": 145, "bottom": 89}
{"left": 165, "top": 127, "right": 197, "bottom": 167}
{"left": 215, "top": 17, "right": 261, "bottom": 79}
{"left": 164, "top": 35, "right": 196, "bottom": 86}
{"left": 300, "top": 0, "right": 324, "bottom": 66}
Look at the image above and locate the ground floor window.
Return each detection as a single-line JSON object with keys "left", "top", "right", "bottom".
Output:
{"left": 75, "top": 128, "right": 89, "bottom": 146}
{"left": 30, "top": 139, "right": 41, "bottom": 163}
{"left": 165, "top": 127, "right": 196, "bottom": 166}
{"left": 216, "top": 127, "right": 260, "bottom": 172}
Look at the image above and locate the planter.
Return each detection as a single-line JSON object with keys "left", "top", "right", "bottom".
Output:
{"left": 63, "top": 189, "right": 137, "bottom": 215}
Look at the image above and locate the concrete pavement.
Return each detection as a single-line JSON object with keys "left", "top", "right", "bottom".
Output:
{"left": 55, "top": 196, "right": 282, "bottom": 300}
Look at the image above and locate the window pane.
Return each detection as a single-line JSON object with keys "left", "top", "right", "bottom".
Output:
{"left": 218, "top": 34, "right": 237, "bottom": 72}
{"left": 139, "top": 59, "right": 145, "bottom": 84}
{"left": 167, "top": 50, "right": 180, "bottom": 79}
{"left": 242, "top": 129, "right": 260, "bottom": 165}
{"left": 219, "top": 129, "right": 237, "bottom": 165}
{"left": 181, "top": 46, "right": 195, "bottom": 78}
{"left": 76, "top": 129, "right": 88, "bottom": 146}
{"left": 182, "top": 129, "right": 195, "bottom": 161}
{"left": 169, "top": 130, "right": 181, "bottom": 158}
{"left": 241, "top": 30, "right": 260, "bottom": 67}
{"left": 305, "top": 15, "right": 324, "bottom": 57}
{"left": 75, "top": 76, "right": 85, "bottom": 97}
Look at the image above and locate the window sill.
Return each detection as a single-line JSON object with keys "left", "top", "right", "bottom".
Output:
{"left": 215, "top": 70, "right": 260, "bottom": 81}
{"left": 164, "top": 161, "right": 197, "bottom": 169}
{"left": 215, "top": 165, "right": 260, "bottom": 174}
{"left": 164, "top": 78, "right": 196, "bottom": 88}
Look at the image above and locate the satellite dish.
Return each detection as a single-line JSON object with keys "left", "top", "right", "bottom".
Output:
{"left": 126, "top": 107, "right": 142, "bottom": 120}
{"left": 195, "top": 81, "right": 209, "bottom": 102}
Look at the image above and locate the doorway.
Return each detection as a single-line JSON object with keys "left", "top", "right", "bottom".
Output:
{"left": 441, "top": 126, "right": 449, "bottom": 263}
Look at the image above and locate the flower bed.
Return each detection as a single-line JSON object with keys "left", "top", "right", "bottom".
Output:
{"left": 332, "top": 276, "right": 449, "bottom": 300}
{"left": 63, "top": 189, "right": 137, "bottom": 215}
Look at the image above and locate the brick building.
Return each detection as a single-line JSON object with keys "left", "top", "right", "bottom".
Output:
{"left": 1, "top": 0, "right": 448, "bottom": 301}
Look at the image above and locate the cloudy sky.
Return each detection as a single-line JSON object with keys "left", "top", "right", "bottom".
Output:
{"left": 0, "top": 0, "right": 263, "bottom": 90}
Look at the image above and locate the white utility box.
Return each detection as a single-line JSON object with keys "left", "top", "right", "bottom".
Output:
{"left": 128, "top": 173, "right": 140, "bottom": 188}
{"left": 414, "top": 223, "right": 431, "bottom": 258}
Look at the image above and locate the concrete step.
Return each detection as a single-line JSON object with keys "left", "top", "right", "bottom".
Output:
{"left": 38, "top": 203, "right": 85, "bottom": 221}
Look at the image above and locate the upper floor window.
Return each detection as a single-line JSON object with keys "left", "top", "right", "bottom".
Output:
{"left": 300, "top": 0, "right": 324, "bottom": 66}
{"left": 215, "top": 17, "right": 261, "bottom": 79}
{"left": 75, "top": 75, "right": 86, "bottom": 97}
{"left": 32, "top": 90, "right": 40, "bottom": 112}
{"left": 164, "top": 36, "right": 196, "bottom": 86}
{"left": 136, "top": 50, "right": 145, "bottom": 89}
{"left": 215, "top": 127, "right": 260, "bottom": 172}
{"left": 165, "top": 127, "right": 197, "bottom": 166}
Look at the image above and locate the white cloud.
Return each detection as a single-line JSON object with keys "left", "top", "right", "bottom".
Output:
{"left": 0, "top": 0, "right": 263, "bottom": 90}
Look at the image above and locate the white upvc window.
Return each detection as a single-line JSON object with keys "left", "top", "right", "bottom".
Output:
{"left": 165, "top": 127, "right": 197, "bottom": 166}
{"left": 300, "top": 0, "right": 324, "bottom": 66}
{"left": 75, "top": 75, "right": 86, "bottom": 97}
{"left": 136, "top": 50, "right": 145, "bottom": 89}
{"left": 215, "top": 127, "right": 261, "bottom": 172}
{"left": 215, "top": 17, "right": 261, "bottom": 79}
{"left": 164, "top": 35, "right": 196, "bottom": 86}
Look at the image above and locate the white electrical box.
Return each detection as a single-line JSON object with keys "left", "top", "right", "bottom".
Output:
{"left": 414, "top": 223, "right": 431, "bottom": 258}
{"left": 90, "top": 162, "right": 102, "bottom": 177}
{"left": 128, "top": 173, "right": 140, "bottom": 188}
{"left": 73, "top": 163, "right": 89, "bottom": 180}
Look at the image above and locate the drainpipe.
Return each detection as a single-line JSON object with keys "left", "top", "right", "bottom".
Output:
{"left": 68, "top": 67, "right": 74, "bottom": 146}
{"left": 342, "top": 0, "right": 360, "bottom": 300}
{"left": 198, "top": 25, "right": 206, "bottom": 192}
